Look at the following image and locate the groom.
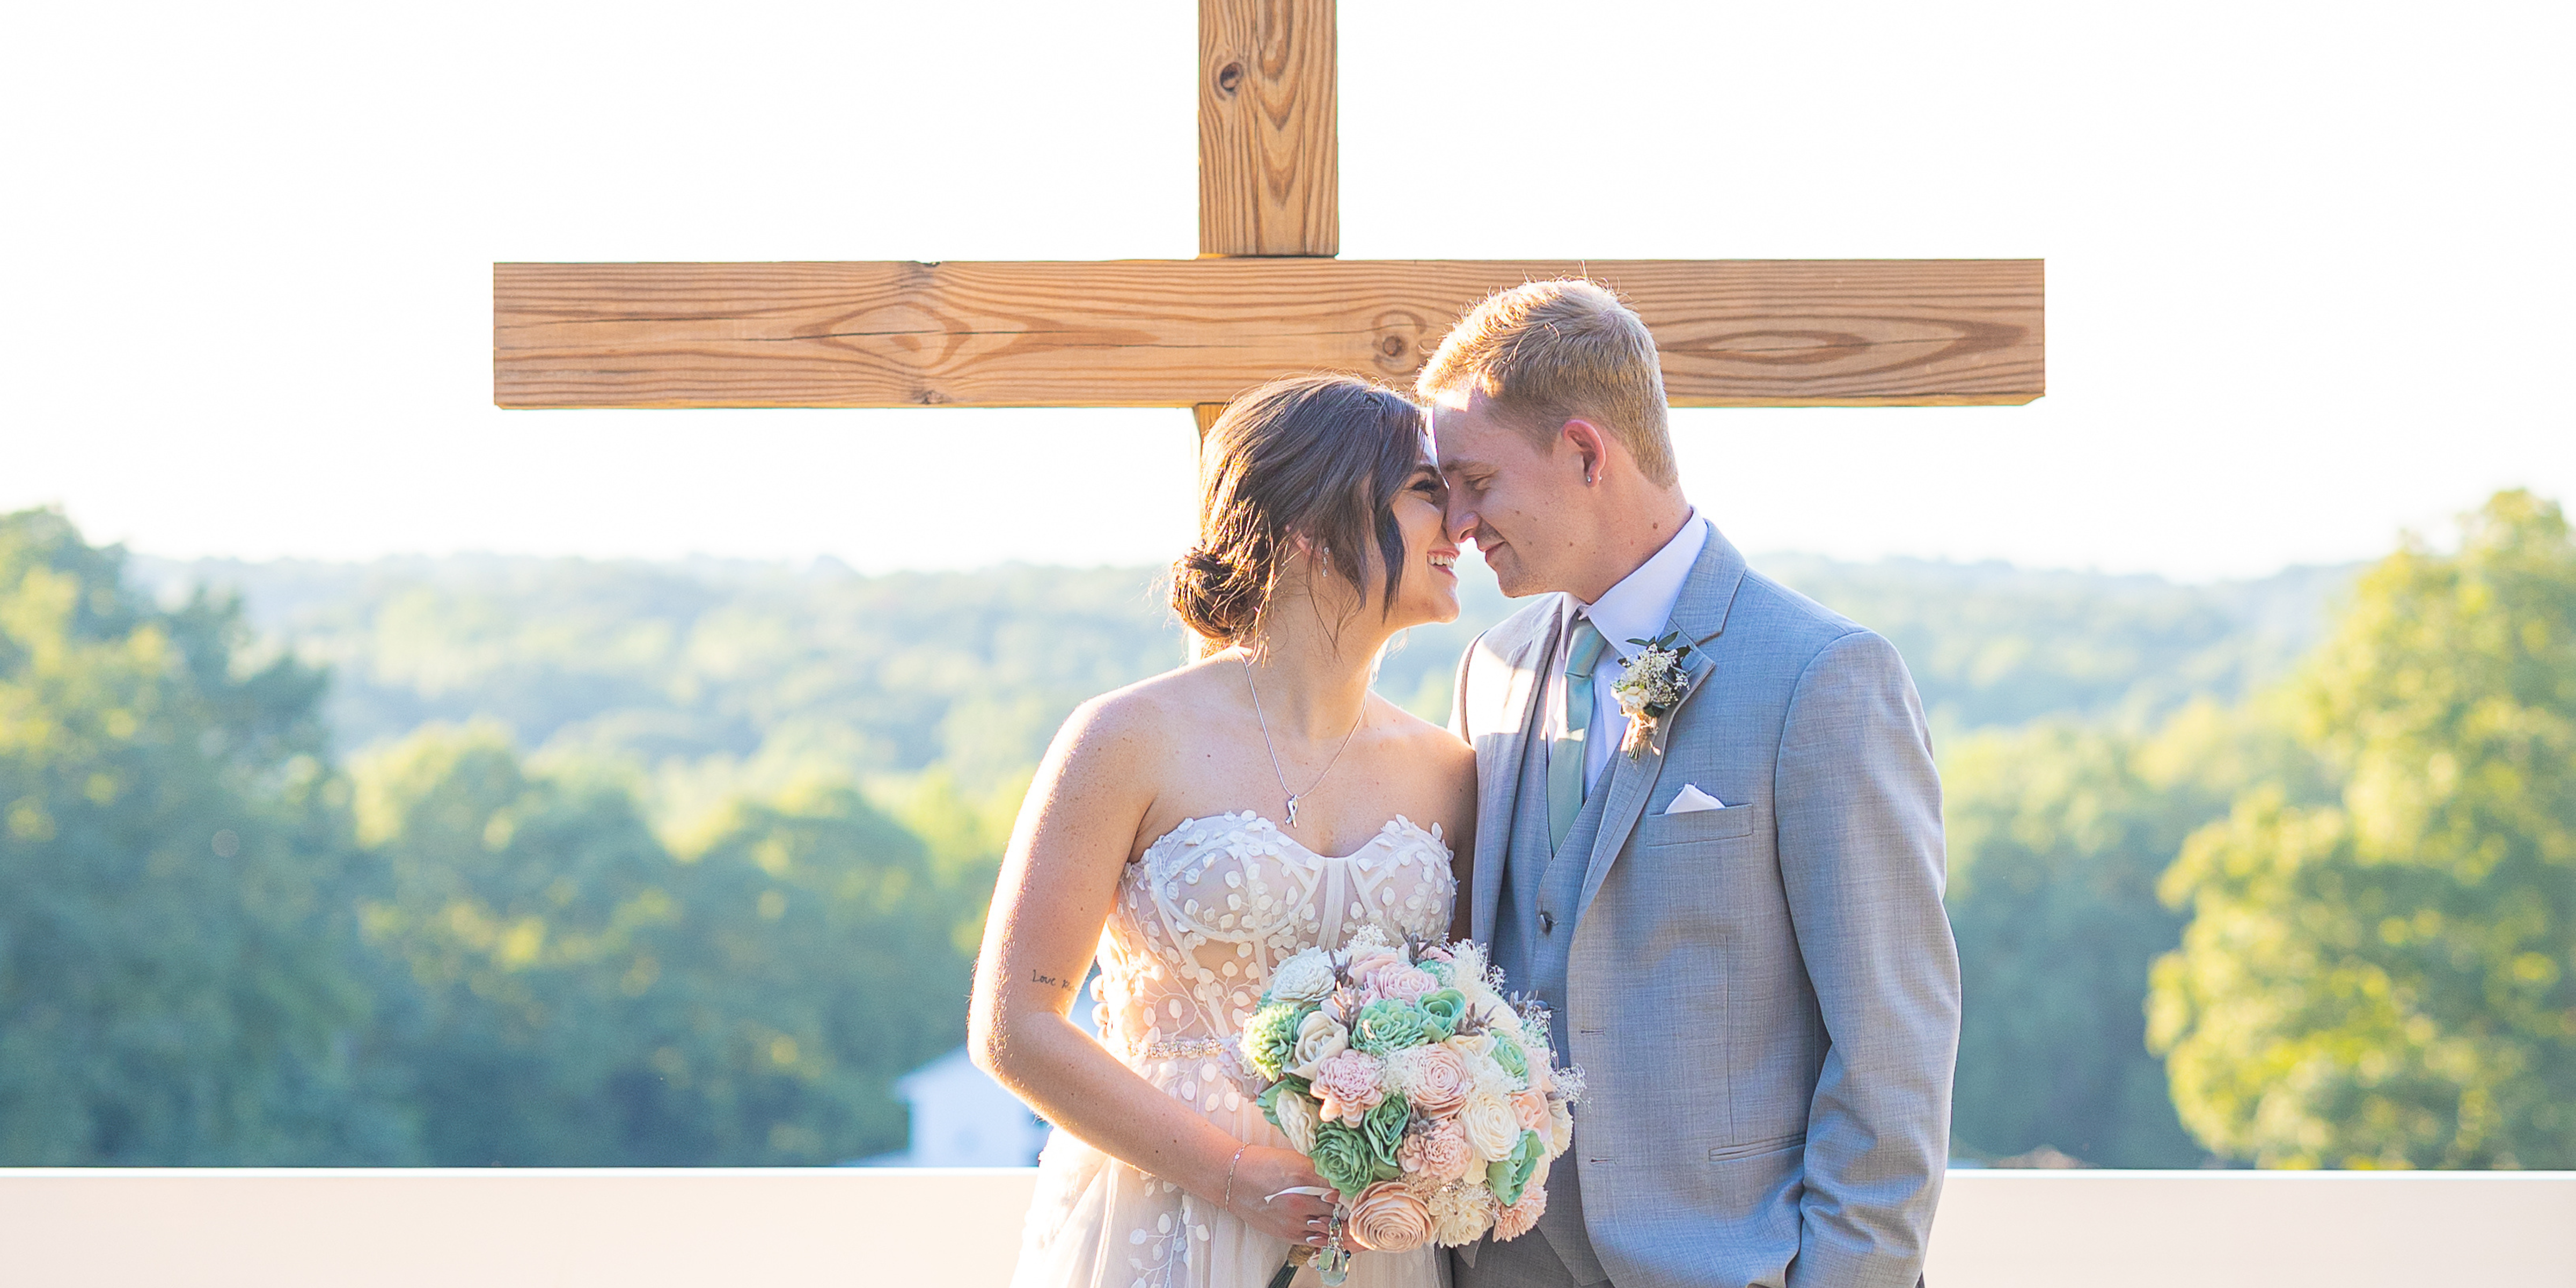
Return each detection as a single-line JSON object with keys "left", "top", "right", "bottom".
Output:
{"left": 1429, "top": 281, "right": 1960, "bottom": 1288}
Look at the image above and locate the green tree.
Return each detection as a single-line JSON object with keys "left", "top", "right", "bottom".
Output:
{"left": 1943, "top": 703, "right": 2323, "bottom": 1165}
{"left": 355, "top": 727, "right": 978, "bottom": 1164}
{"left": 0, "top": 509, "right": 405, "bottom": 1163}
{"left": 2150, "top": 491, "right": 2576, "bottom": 1167}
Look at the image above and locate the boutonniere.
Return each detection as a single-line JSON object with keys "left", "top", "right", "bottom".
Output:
{"left": 1610, "top": 631, "right": 1696, "bottom": 759}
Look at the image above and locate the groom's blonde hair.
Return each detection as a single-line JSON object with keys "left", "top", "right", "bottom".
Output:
{"left": 1415, "top": 279, "right": 1677, "bottom": 488}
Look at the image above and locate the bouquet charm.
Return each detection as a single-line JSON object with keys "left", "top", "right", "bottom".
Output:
{"left": 1240, "top": 927, "right": 1582, "bottom": 1287}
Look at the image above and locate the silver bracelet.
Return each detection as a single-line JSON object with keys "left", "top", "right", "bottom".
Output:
{"left": 1223, "top": 1143, "right": 1249, "bottom": 1207}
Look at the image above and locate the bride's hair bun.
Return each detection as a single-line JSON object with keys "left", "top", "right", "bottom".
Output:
{"left": 1172, "top": 540, "right": 1265, "bottom": 645}
{"left": 1174, "top": 375, "right": 1424, "bottom": 654}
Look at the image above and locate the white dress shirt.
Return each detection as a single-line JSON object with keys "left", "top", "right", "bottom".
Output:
{"left": 1547, "top": 513, "right": 1709, "bottom": 791}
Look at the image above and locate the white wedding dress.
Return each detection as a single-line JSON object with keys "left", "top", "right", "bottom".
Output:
{"left": 1012, "top": 811, "right": 1455, "bottom": 1288}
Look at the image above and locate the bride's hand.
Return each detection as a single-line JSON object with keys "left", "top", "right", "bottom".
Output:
{"left": 1224, "top": 1145, "right": 1340, "bottom": 1247}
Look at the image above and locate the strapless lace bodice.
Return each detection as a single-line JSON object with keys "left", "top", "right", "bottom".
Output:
{"left": 1093, "top": 811, "right": 1457, "bottom": 1070}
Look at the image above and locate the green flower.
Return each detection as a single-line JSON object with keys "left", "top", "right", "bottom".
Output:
{"left": 1246, "top": 1001, "right": 1313, "bottom": 1078}
{"left": 1358, "top": 1091, "right": 1410, "bottom": 1182}
{"left": 1487, "top": 1129, "right": 1546, "bottom": 1206}
{"left": 1490, "top": 1031, "right": 1529, "bottom": 1081}
{"left": 1351, "top": 998, "right": 1430, "bottom": 1056}
{"left": 1256, "top": 1075, "right": 1312, "bottom": 1130}
{"left": 1310, "top": 1119, "right": 1376, "bottom": 1196}
{"left": 1416, "top": 989, "right": 1466, "bottom": 1041}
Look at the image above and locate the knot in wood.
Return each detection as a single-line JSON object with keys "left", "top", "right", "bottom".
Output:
{"left": 1214, "top": 61, "right": 1245, "bottom": 96}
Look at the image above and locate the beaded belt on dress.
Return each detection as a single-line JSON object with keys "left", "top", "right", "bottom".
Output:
{"left": 1137, "top": 1037, "right": 1236, "bottom": 1062}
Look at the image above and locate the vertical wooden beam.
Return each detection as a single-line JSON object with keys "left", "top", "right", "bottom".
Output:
{"left": 1192, "top": 402, "right": 1229, "bottom": 437}
{"left": 1198, "top": 0, "right": 1337, "bottom": 257}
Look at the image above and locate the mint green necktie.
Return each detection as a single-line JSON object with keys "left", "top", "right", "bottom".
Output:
{"left": 1548, "top": 617, "right": 1609, "bottom": 853}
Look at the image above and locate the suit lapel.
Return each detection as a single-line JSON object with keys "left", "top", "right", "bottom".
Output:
{"left": 1471, "top": 597, "right": 1566, "bottom": 942}
{"left": 1573, "top": 527, "right": 1750, "bottom": 921}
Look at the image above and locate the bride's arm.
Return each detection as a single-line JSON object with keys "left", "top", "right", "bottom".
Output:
{"left": 968, "top": 695, "right": 1333, "bottom": 1242}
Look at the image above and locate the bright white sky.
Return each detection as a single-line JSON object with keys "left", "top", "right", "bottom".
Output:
{"left": 3, "top": 1, "right": 2568, "bottom": 581}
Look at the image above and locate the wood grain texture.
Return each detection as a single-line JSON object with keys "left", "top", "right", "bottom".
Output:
{"left": 494, "top": 259, "right": 2043, "bottom": 409}
{"left": 1193, "top": 402, "right": 1229, "bottom": 437}
{"left": 1199, "top": 0, "right": 1335, "bottom": 257}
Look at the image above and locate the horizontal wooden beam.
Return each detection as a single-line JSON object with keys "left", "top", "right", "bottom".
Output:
{"left": 495, "top": 259, "right": 2042, "bottom": 409}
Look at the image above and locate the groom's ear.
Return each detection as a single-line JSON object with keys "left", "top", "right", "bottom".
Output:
{"left": 1561, "top": 418, "right": 1610, "bottom": 487}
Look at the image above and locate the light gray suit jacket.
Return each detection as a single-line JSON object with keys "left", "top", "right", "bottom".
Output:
{"left": 1450, "top": 526, "right": 1960, "bottom": 1288}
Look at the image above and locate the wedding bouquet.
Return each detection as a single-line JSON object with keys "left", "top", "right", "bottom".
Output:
{"left": 1239, "top": 926, "right": 1580, "bottom": 1284}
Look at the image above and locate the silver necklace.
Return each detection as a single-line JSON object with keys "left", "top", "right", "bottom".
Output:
{"left": 1240, "top": 655, "right": 1364, "bottom": 828}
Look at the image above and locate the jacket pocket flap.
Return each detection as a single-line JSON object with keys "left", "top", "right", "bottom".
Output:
{"left": 1640, "top": 800, "right": 1761, "bottom": 845}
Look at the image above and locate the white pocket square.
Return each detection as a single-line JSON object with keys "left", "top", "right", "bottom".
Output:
{"left": 1663, "top": 784, "right": 1726, "bottom": 814}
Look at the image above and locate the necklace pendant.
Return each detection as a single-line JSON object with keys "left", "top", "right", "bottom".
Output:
{"left": 1284, "top": 795, "right": 1300, "bottom": 826}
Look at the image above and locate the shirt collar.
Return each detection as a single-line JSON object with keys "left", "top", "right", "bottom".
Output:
{"left": 1576, "top": 511, "right": 1707, "bottom": 662}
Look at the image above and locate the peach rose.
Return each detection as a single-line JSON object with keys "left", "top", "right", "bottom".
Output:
{"left": 1490, "top": 1186, "right": 1548, "bottom": 1241}
{"left": 1510, "top": 1088, "right": 1549, "bottom": 1132}
{"left": 1396, "top": 1118, "right": 1476, "bottom": 1184}
{"left": 1310, "top": 1050, "right": 1387, "bottom": 1123}
{"left": 1346, "top": 1181, "right": 1434, "bottom": 1253}
{"left": 1400, "top": 1045, "right": 1473, "bottom": 1116}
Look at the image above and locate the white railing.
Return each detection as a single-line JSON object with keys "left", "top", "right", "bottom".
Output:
{"left": 3, "top": 1168, "right": 2570, "bottom": 1286}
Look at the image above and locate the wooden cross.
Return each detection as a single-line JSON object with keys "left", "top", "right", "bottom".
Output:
{"left": 493, "top": 2, "right": 2041, "bottom": 431}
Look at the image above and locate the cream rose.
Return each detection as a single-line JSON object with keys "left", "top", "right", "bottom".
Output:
{"left": 1398, "top": 1044, "right": 1473, "bottom": 1116}
{"left": 1286, "top": 1009, "right": 1350, "bottom": 1080}
{"left": 1268, "top": 952, "right": 1336, "bottom": 1004}
{"left": 1274, "top": 1087, "right": 1320, "bottom": 1155}
{"left": 1547, "top": 1095, "right": 1575, "bottom": 1154}
{"left": 1490, "top": 1186, "right": 1548, "bottom": 1241}
{"left": 1459, "top": 1091, "right": 1523, "bottom": 1162}
{"left": 1310, "top": 1050, "right": 1387, "bottom": 1123}
{"left": 1345, "top": 1181, "right": 1434, "bottom": 1253}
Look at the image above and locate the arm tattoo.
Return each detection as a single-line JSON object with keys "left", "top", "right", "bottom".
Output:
{"left": 1030, "top": 970, "right": 1075, "bottom": 992}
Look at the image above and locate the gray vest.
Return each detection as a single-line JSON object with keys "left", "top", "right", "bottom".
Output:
{"left": 1489, "top": 657, "right": 1614, "bottom": 1286}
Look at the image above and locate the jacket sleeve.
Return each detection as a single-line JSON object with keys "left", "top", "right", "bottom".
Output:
{"left": 1774, "top": 630, "right": 1960, "bottom": 1288}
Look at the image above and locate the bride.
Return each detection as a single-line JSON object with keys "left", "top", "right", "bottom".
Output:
{"left": 970, "top": 374, "right": 1476, "bottom": 1288}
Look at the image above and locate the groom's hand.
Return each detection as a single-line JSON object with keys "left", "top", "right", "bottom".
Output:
{"left": 1226, "top": 1144, "right": 1340, "bottom": 1248}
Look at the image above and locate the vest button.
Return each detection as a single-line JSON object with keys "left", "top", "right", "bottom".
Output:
{"left": 1539, "top": 911, "right": 1555, "bottom": 934}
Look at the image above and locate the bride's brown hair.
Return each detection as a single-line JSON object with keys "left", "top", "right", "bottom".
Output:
{"left": 1172, "top": 374, "right": 1426, "bottom": 655}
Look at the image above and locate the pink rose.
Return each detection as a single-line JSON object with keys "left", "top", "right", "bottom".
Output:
{"left": 1490, "top": 1186, "right": 1548, "bottom": 1241}
{"left": 1402, "top": 1045, "right": 1473, "bottom": 1117}
{"left": 1374, "top": 964, "right": 1438, "bottom": 1004}
{"left": 1397, "top": 1118, "right": 1477, "bottom": 1184}
{"left": 1310, "top": 1050, "right": 1387, "bottom": 1123}
{"left": 1510, "top": 1088, "right": 1549, "bottom": 1132}
{"left": 1346, "top": 1181, "right": 1434, "bottom": 1253}
{"left": 1344, "top": 947, "right": 1404, "bottom": 982}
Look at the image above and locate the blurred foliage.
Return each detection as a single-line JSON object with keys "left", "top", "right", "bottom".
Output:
{"left": 0, "top": 511, "right": 402, "bottom": 1163}
{"left": 1941, "top": 701, "right": 2330, "bottom": 1165}
{"left": 140, "top": 557, "right": 1187, "bottom": 822}
{"left": 2151, "top": 491, "right": 2576, "bottom": 1168}
{"left": 353, "top": 727, "right": 983, "bottom": 1165}
{"left": 138, "top": 546, "right": 2351, "bottom": 796}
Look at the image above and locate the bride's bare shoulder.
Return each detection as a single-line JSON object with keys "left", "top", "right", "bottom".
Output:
{"left": 1373, "top": 694, "right": 1475, "bottom": 772}
{"left": 1049, "top": 654, "right": 1241, "bottom": 763}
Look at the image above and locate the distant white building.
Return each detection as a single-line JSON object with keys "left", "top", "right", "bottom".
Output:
{"left": 853, "top": 977, "right": 1097, "bottom": 1167}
